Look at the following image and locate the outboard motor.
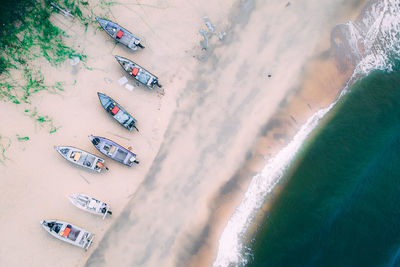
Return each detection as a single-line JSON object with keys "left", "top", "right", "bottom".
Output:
{"left": 155, "top": 80, "right": 162, "bottom": 88}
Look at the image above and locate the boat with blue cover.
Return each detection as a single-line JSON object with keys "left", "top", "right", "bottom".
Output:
{"left": 89, "top": 135, "right": 139, "bottom": 167}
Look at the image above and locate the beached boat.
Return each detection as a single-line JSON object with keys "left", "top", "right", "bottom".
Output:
{"left": 40, "top": 219, "right": 94, "bottom": 250}
{"left": 68, "top": 193, "right": 112, "bottom": 219}
{"left": 96, "top": 17, "right": 144, "bottom": 50}
{"left": 115, "top": 55, "right": 162, "bottom": 89}
{"left": 97, "top": 92, "right": 138, "bottom": 131}
{"left": 55, "top": 146, "right": 108, "bottom": 172}
{"left": 89, "top": 135, "right": 139, "bottom": 167}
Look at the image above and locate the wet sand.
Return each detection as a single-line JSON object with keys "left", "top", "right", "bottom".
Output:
{"left": 0, "top": 0, "right": 367, "bottom": 266}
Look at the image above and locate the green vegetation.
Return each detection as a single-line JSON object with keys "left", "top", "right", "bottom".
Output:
{"left": 0, "top": 0, "right": 91, "bottom": 106}
{"left": 0, "top": 136, "right": 11, "bottom": 164}
{"left": 0, "top": 0, "right": 114, "bottom": 103}
{"left": 1, "top": 1, "right": 79, "bottom": 74}
{"left": 16, "top": 135, "right": 30, "bottom": 141}
{"left": 24, "top": 108, "right": 61, "bottom": 133}
{"left": 0, "top": 69, "right": 66, "bottom": 105}
{"left": 0, "top": 0, "right": 114, "bottom": 161}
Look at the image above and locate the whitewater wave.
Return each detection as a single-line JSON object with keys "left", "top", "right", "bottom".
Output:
{"left": 213, "top": 0, "right": 400, "bottom": 266}
{"left": 348, "top": 0, "right": 400, "bottom": 75}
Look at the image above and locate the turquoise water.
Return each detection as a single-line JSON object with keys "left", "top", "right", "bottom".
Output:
{"left": 247, "top": 67, "right": 400, "bottom": 266}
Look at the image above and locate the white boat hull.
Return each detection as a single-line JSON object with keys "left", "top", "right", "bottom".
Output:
{"left": 68, "top": 193, "right": 111, "bottom": 219}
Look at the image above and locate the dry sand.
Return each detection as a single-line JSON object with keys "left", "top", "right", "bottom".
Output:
{"left": 0, "top": 0, "right": 367, "bottom": 266}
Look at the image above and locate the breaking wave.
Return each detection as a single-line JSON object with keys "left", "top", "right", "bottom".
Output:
{"left": 213, "top": 0, "right": 400, "bottom": 266}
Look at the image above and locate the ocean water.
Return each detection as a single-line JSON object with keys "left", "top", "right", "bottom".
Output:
{"left": 214, "top": 0, "right": 400, "bottom": 266}
{"left": 247, "top": 66, "right": 400, "bottom": 266}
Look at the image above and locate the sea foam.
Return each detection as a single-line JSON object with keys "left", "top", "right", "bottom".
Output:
{"left": 213, "top": 0, "right": 400, "bottom": 266}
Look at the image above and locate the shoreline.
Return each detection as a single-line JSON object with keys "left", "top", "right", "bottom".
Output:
{"left": 189, "top": 42, "right": 357, "bottom": 267}
{"left": 211, "top": 0, "right": 391, "bottom": 265}
{"left": 200, "top": 1, "right": 373, "bottom": 267}
{"left": 190, "top": 57, "right": 355, "bottom": 267}
{"left": 85, "top": 1, "right": 370, "bottom": 267}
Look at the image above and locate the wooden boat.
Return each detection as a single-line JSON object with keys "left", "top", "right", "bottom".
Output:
{"left": 68, "top": 193, "right": 112, "bottom": 220}
{"left": 55, "top": 146, "right": 108, "bottom": 172}
{"left": 96, "top": 17, "right": 144, "bottom": 50}
{"left": 97, "top": 92, "right": 138, "bottom": 131}
{"left": 40, "top": 219, "right": 94, "bottom": 250}
{"left": 89, "top": 135, "right": 139, "bottom": 167}
{"left": 115, "top": 55, "right": 162, "bottom": 89}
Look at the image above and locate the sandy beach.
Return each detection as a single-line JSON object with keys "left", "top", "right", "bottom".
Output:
{"left": 0, "top": 0, "right": 368, "bottom": 266}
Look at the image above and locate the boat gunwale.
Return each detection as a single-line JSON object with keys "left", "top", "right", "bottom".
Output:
{"left": 54, "top": 145, "right": 105, "bottom": 172}
{"left": 97, "top": 92, "right": 137, "bottom": 131}
{"left": 89, "top": 135, "right": 137, "bottom": 166}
